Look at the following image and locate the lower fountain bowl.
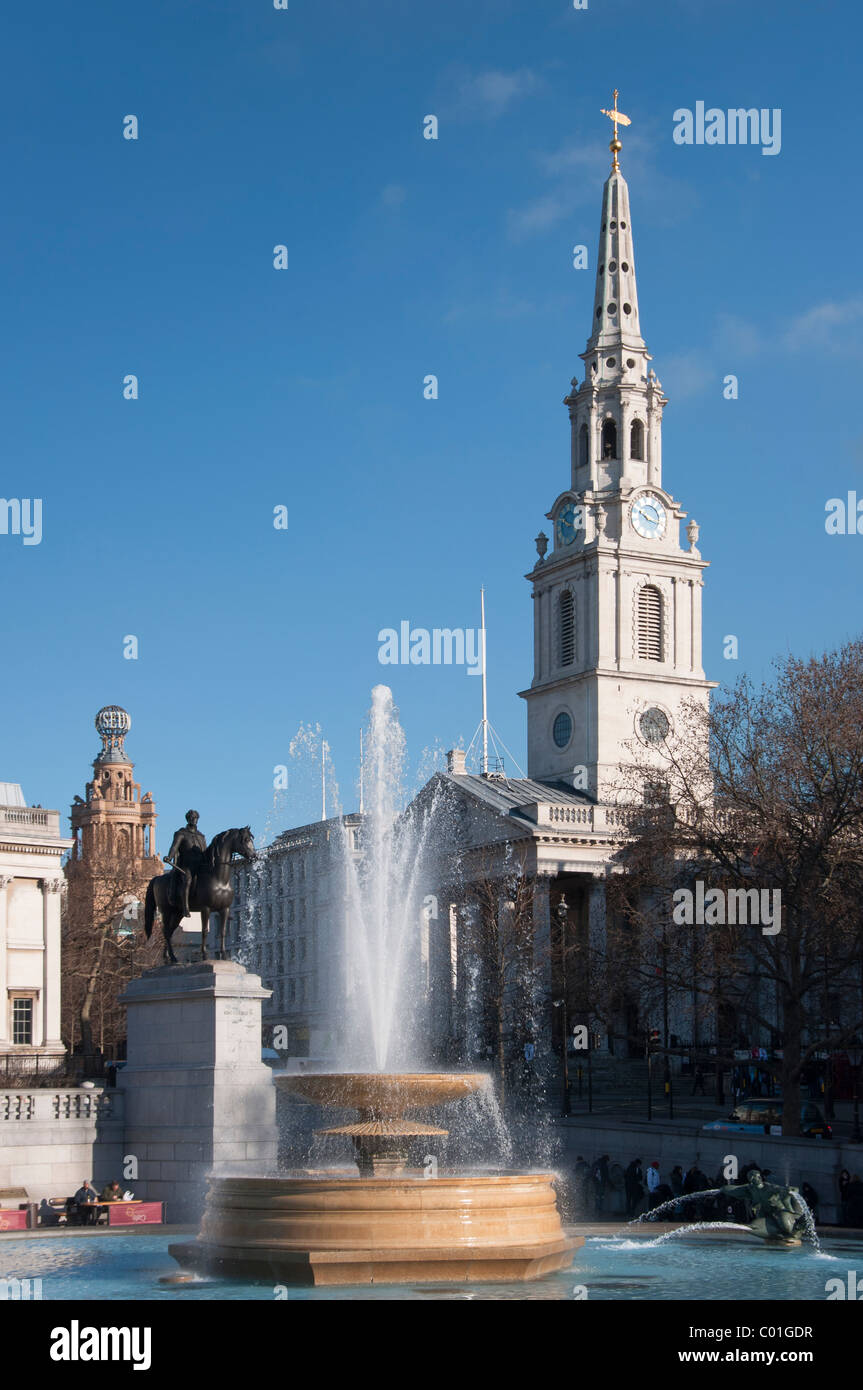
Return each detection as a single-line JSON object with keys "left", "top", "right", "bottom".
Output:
{"left": 170, "top": 1173, "right": 581, "bottom": 1286}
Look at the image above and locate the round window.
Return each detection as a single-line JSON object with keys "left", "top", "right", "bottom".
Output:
{"left": 639, "top": 708, "right": 670, "bottom": 745}
{"left": 553, "top": 712, "right": 573, "bottom": 748}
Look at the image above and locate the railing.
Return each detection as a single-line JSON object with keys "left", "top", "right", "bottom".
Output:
{"left": 0, "top": 1089, "right": 120, "bottom": 1122}
{"left": 1, "top": 808, "right": 50, "bottom": 827}
{"left": 547, "top": 806, "right": 594, "bottom": 825}
{"left": 0, "top": 1053, "right": 108, "bottom": 1086}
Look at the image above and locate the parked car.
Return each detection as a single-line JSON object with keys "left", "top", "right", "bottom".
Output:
{"left": 702, "top": 1100, "right": 832, "bottom": 1139}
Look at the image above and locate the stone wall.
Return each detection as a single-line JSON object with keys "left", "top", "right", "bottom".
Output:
{"left": 0, "top": 1088, "right": 125, "bottom": 1198}
{"left": 557, "top": 1115, "right": 857, "bottom": 1223}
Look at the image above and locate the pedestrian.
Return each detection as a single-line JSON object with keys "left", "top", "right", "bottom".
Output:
{"left": 73, "top": 1179, "right": 98, "bottom": 1226}
{"left": 846, "top": 1174, "right": 863, "bottom": 1228}
{"left": 670, "top": 1165, "right": 684, "bottom": 1197}
{"left": 592, "top": 1154, "right": 610, "bottom": 1214}
{"left": 799, "top": 1182, "right": 818, "bottom": 1222}
{"left": 624, "top": 1157, "right": 644, "bottom": 1218}
{"left": 573, "top": 1155, "right": 590, "bottom": 1215}
{"left": 839, "top": 1168, "right": 852, "bottom": 1225}
{"left": 692, "top": 1065, "right": 705, "bottom": 1096}
{"left": 683, "top": 1163, "right": 710, "bottom": 1220}
{"left": 646, "top": 1160, "right": 661, "bottom": 1210}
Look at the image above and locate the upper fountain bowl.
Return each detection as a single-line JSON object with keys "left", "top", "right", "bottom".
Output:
{"left": 274, "top": 1071, "right": 490, "bottom": 1117}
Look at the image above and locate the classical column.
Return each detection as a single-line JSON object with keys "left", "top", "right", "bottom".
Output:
{"left": 587, "top": 877, "right": 610, "bottom": 1053}
{"left": 692, "top": 579, "right": 703, "bottom": 673}
{"left": 0, "top": 876, "right": 12, "bottom": 1047}
{"left": 532, "top": 875, "right": 554, "bottom": 1069}
{"left": 41, "top": 878, "right": 64, "bottom": 1052}
{"left": 532, "top": 588, "right": 542, "bottom": 683}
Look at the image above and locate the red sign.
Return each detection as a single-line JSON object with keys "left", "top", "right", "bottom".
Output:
{"left": 0, "top": 1209, "right": 28, "bottom": 1231}
{"left": 106, "top": 1201, "right": 164, "bottom": 1226}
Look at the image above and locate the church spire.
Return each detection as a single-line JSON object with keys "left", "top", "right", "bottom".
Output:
{"left": 585, "top": 92, "right": 645, "bottom": 365}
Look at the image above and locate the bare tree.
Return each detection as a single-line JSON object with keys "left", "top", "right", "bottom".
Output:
{"left": 610, "top": 640, "right": 863, "bottom": 1134}
{"left": 62, "top": 852, "right": 160, "bottom": 1068}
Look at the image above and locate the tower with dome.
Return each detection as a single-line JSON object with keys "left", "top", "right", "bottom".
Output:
{"left": 63, "top": 707, "right": 163, "bottom": 1056}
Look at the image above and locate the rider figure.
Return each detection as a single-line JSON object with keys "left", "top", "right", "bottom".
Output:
{"left": 163, "top": 810, "right": 207, "bottom": 919}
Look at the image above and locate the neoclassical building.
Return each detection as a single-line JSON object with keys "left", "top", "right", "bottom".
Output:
{"left": 230, "top": 814, "right": 363, "bottom": 1064}
{"left": 0, "top": 782, "right": 71, "bottom": 1070}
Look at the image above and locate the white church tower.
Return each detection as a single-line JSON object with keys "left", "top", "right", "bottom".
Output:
{"left": 521, "top": 94, "right": 714, "bottom": 801}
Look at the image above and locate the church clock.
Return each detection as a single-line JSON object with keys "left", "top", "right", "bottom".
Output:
{"left": 630, "top": 493, "right": 667, "bottom": 539}
{"left": 556, "top": 501, "right": 582, "bottom": 547}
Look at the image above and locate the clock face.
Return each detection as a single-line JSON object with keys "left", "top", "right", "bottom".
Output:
{"left": 639, "top": 707, "right": 670, "bottom": 745}
{"left": 630, "top": 492, "right": 667, "bottom": 540}
{"left": 556, "top": 501, "right": 582, "bottom": 547}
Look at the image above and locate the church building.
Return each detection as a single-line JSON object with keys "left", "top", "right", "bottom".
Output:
{"left": 415, "top": 108, "right": 716, "bottom": 1076}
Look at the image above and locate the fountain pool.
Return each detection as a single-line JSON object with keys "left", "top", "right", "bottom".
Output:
{"left": 4, "top": 1230, "right": 860, "bottom": 1300}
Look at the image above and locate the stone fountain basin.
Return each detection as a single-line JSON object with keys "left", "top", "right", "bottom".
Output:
{"left": 274, "top": 1071, "right": 489, "bottom": 1117}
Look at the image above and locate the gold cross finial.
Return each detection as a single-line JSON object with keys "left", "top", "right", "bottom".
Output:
{"left": 600, "top": 88, "right": 631, "bottom": 170}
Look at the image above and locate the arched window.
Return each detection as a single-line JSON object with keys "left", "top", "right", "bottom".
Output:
{"left": 630, "top": 418, "right": 644, "bottom": 461}
{"left": 578, "top": 424, "right": 589, "bottom": 469}
{"left": 559, "top": 590, "right": 575, "bottom": 667}
{"left": 636, "top": 585, "right": 663, "bottom": 661}
{"left": 601, "top": 418, "right": 617, "bottom": 459}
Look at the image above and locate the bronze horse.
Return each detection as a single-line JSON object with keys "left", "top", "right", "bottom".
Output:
{"left": 144, "top": 826, "right": 255, "bottom": 964}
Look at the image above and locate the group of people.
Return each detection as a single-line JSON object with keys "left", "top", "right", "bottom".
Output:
{"left": 38, "top": 1179, "right": 130, "bottom": 1227}
{"left": 572, "top": 1154, "right": 824, "bottom": 1224}
{"left": 838, "top": 1170, "right": 863, "bottom": 1227}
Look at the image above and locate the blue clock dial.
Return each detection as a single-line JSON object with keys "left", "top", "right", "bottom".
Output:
{"left": 556, "top": 502, "right": 582, "bottom": 546}
{"left": 630, "top": 493, "right": 667, "bottom": 539}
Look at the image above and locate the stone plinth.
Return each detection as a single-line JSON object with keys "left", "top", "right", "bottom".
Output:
{"left": 119, "top": 961, "right": 277, "bottom": 1222}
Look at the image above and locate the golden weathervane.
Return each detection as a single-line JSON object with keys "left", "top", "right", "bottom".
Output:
{"left": 600, "top": 89, "right": 631, "bottom": 170}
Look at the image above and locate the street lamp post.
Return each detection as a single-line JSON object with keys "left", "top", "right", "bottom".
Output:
{"left": 553, "top": 999, "right": 570, "bottom": 1117}
{"left": 849, "top": 1037, "right": 863, "bottom": 1145}
{"left": 555, "top": 896, "right": 571, "bottom": 1117}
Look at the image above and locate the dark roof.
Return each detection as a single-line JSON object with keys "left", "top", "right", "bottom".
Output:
{"left": 447, "top": 773, "right": 593, "bottom": 821}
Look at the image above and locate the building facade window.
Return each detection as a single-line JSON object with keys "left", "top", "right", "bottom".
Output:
{"left": 553, "top": 711, "right": 573, "bottom": 748}
{"left": 11, "top": 995, "right": 34, "bottom": 1045}
{"left": 630, "top": 418, "right": 644, "bottom": 460}
{"left": 601, "top": 418, "right": 617, "bottom": 459}
{"left": 636, "top": 584, "right": 663, "bottom": 661}
{"left": 559, "top": 590, "right": 575, "bottom": 667}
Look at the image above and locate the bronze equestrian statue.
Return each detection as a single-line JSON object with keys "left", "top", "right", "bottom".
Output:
{"left": 145, "top": 822, "right": 255, "bottom": 964}
{"left": 164, "top": 810, "right": 207, "bottom": 919}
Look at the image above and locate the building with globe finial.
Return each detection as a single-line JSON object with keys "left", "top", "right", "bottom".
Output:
{"left": 63, "top": 707, "right": 162, "bottom": 1059}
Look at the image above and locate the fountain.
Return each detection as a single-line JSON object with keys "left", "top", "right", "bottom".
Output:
{"left": 170, "top": 686, "right": 578, "bottom": 1285}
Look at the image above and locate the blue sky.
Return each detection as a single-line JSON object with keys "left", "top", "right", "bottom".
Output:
{"left": 1, "top": 0, "right": 861, "bottom": 846}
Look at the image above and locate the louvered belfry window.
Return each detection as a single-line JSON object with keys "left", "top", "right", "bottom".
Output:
{"left": 637, "top": 585, "right": 663, "bottom": 661}
{"left": 559, "top": 590, "right": 575, "bottom": 666}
